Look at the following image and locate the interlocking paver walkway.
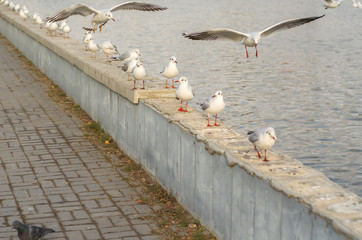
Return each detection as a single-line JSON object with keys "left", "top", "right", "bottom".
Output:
{"left": 0, "top": 36, "right": 163, "bottom": 239}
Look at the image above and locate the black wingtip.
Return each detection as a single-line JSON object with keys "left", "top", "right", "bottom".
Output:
{"left": 247, "top": 131, "right": 254, "bottom": 135}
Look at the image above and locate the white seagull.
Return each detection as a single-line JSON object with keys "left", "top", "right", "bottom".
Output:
{"left": 200, "top": 90, "right": 225, "bottom": 127}
{"left": 175, "top": 77, "right": 194, "bottom": 112}
{"left": 183, "top": 15, "right": 325, "bottom": 58}
{"left": 324, "top": 0, "right": 343, "bottom": 9}
{"left": 88, "top": 39, "right": 100, "bottom": 58}
{"left": 101, "top": 41, "right": 119, "bottom": 62}
{"left": 161, "top": 56, "right": 178, "bottom": 88}
{"left": 62, "top": 24, "right": 71, "bottom": 38}
{"left": 48, "top": 22, "right": 58, "bottom": 37}
{"left": 36, "top": 15, "right": 44, "bottom": 29}
{"left": 113, "top": 48, "right": 141, "bottom": 62}
{"left": 132, "top": 62, "right": 147, "bottom": 90}
{"left": 122, "top": 57, "right": 142, "bottom": 81}
{"left": 83, "top": 31, "right": 93, "bottom": 51}
{"left": 46, "top": 2, "right": 167, "bottom": 33}
{"left": 247, "top": 127, "right": 277, "bottom": 162}
{"left": 352, "top": 0, "right": 362, "bottom": 8}
{"left": 19, "top": 9, "right": 28, "bottom": 22}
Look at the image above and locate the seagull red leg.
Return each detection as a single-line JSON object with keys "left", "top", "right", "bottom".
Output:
{"left": 207, "top": 115, "right": 212, "bottom": 127}
{"left": 183, "top": 102, "right": 188, "bottom": 112}
{"left": 263, "top": 149, "right": 269, "bottom": 162}
{"left": 178, "top": 100, "right": 184, "bottom": 112}
{"left": 254, "top": 146, "right": 261, "bottom": 158}
{"left": 132, "top": 80, "right": 137, "bottom": 90}
{"left": 165, "top": 79, "right": 169, "bottom": 89}
{"left": 172, "top": 79, "right": 176, "bottom": 88}
{"left": 245, "top": 45, "right": 249, "bottom": 58}
{"left": 141, "top": 80, "right": 145, "bottom": 90}
{"left": 214, "top": 114, "right": 220, "bottom": 126}
{"left": 255, "top": 44, "right": 258, "bottom": 57}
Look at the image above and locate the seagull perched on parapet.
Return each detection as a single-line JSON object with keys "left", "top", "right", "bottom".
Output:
{"left": 200, "top": 90, "right": 225, "bottom": 127}
{"left": 160, "top": 56, "right": 178, "bottom": 89}
{"left": 183, "top": 15, "right": 325, "bottom": 58}
{"left": 248, "top": 127, "right": 277, "bottom": 162}
{"left": 175, "top": 77, "right": 194, "bottom": 112}
{"left": 122, "top": 57, "right": 142, "bottom": 81}
{"left": 101, "top": 41, "right": 119, "bottom": 62}
{"left": 11, "top": 220, "right": 55, "bottom": 240}
{"left": 46, "top": 2, "right": 168, "bottom": 33}
{"left": 113, "top": 48, "right": 141, "bottom": 62}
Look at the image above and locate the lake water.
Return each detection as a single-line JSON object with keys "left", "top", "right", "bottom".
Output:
{"left": 10, "top": 0, "right": 362, "bottom": 196}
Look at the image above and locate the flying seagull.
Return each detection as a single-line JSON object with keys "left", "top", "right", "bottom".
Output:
{"left": 46, "top": 2, "right": 168, "bottom": 32}
{"left": 183, "top": 15, "right": 325, "bottom": 58}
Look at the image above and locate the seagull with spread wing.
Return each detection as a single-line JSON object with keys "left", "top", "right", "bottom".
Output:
{"left": 183, "top": 15, "right": 325, "bottom": 58}
{"left": 46, "top": 2, "right": 168, "bottom": 33}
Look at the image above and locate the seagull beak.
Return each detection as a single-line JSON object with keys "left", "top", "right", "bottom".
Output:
{"left": 175, "top": 80, "right": 180, "bottom": 83}
{"left": 272, "top": 136, "right": 276, "bottom": 141}
{"left": 212, "top": 95, "right": 216, "bottom": 98}
{"left": 174, "top": 60, "right": 178, "bottom": 63}
{"left": 111, "top": 18, "right": 115, "bottom": 21}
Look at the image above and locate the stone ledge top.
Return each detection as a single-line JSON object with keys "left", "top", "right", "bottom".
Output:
{"left": 1, "top": 6, "right": 361, "bottom": 240}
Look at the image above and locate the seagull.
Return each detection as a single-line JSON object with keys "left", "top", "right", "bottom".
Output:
{"left": 132, "top": 61, "right": 147, "bottom": 90}
{"left": 46, "top": 2, "right": 167, "bottom": 33}
{"left": 62, "top": 24, "right": 71, "bottom": 38}
{"left": 324, "top": 0, "right": 343, "bottom": 8}
{"left": 352, "top": 0, "right": 362, "bottom": 8}
{"left": 19, "top": 9, "right": 28, "bottom": 22}
{"left": 12, "top": 220, "right": 55, "bottom": 240}
{"left": 88, "top": 39, "right": 100, "bottom": 58}
{"left": 32, "top": 12, "right": 39, "bottom": 22}
{"left": 122, "top": 57, "right": 141, "bottom": 81}
{"left": 161, "top": 56, "right": 178, "bottom": 88}
{"left": 175, "top": 77, "right": 194, "bottom": 112}
{"left": 48, "top": 22, "right": 58, "bottom": 37}
{"left": 83, "top": 31, "right": 93, "bottom": 51}
{"left": 101, "top": 41, "right": 119, "bottom": 62}
{"left": 58, "top": 20, "right": 68, "bottom": 35}
{"left": 36, "top": 16, "right": 44, "bottom": 29}
{"left": 113, "top": 48, "right": 141, "bottom": 62}
{"left": 183, "top": 15, "right": 325, "bottom": 58}
{"left": 200, "top": 90, "right": 225, "bottom": 127}
{"left": 247, "top": 127, "right": 277, "bottom": 162}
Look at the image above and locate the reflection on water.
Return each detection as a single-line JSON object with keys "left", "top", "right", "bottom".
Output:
{"left": 13, "top": 0, "right": 362, "bottom": 196}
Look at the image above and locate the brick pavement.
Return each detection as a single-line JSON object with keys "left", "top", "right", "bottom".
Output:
{"left": 0, "top": 36, "right": 164, "bottom": 239}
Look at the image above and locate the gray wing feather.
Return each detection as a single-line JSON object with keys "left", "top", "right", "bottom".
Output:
{"left": 122, "top": 61, "right": 129, "bottom": 72}
{"left": 200, "top": 98, "right": 211, "bottom": 110}
{"left": 46, "top": 4, "right": 98, "bottom": 22}
{"left": 109, "top": 1, "right": 167, "bottom": 12}
{"left": 183, "top": 28, "right": 248, "bottom": 42}
{"left": 260, "top": 15, "right": 325, "bottom": 38}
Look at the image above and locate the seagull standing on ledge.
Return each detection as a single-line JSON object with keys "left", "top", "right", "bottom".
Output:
{"left": 175, "top": 77, "right": 194, "bottom": 112}
{"left": 248, "top": 127, "right": 277, "bottom": 162}
{"left": 200, "top": 90, "right": 225, "bottom": 127}
{"left": 183, "top": 15, "right": 325, "bottom": 58}
{"left": 132, "top": 62, "right": 147, "bottom": 90}
{"left": 122, "top": 57, "right": 141, "bottom": 81}
{"left": 46, "top": 2, "right": 168, "bottom": 33}
{"left": 101, "top": 41, "right": 119, "bottom": 62}
{"left": 161, "top": 56, "right": 178, "bottom": 88}
{"left": 113, "top": 48, "right": 141, "bottom": 62}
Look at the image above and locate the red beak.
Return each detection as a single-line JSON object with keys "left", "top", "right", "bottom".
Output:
{"left": 111, "top": 18, "right": 115, "bottom": 21}
{"left": 212, "top": 95, "right": 216, "bottom": 98}
{"left": 175, "top": 60, "right": 178, "bottom": 63}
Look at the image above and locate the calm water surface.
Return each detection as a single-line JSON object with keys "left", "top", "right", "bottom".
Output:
{"left": 14, "top": 0, "right": 362, "bottom": 196}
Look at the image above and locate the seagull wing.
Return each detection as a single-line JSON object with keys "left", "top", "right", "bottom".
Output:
{"left": 200, "top": 97, "right": 211, "bottom": 110}
{"left": 260, "top": 15, "right": 325, "bottom": 38}
{"left": 46, "top": 4, "right": 99, "bottom": 22}
{"left": 109, "top": 1, "right": 167, "bottom": 12}
{"left": 182, "top": 28, "right": 248, "bottom": 42}
{"left": 325, "top": 0, "right": 334, "bottom": 3}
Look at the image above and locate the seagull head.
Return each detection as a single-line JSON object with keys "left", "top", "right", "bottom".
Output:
{"left": 170, "top": 56, "right": 177, "bottom": 63}
{"left": 105, "top": 12, "right": 115, "bottom": 21}
{"left": 134, "top": 49, "right": 141, "bottom": 56}
{"left": 136, "top": 62, "right": 143, "bottom": 68}
{"left": 266, "top": 127, "right": 277, "bottom": 141}
{"left": 212, "top": 90, "right": 223, "bottom": 98}
{"left": 176, "top": 76, "right": 188, "bottom": 83}
{"left": 252, "top": 34, "right": 261, "bottom": 45}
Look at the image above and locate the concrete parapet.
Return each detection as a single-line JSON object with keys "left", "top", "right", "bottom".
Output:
{"left": 0, "top": 6, "right": 361, "bottom": 239}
